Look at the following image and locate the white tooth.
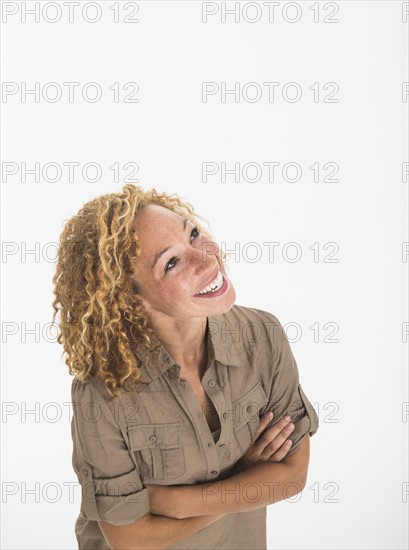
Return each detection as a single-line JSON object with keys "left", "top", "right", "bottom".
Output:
{"left": 196, "top": 270, "right": 223, "bottom": 295}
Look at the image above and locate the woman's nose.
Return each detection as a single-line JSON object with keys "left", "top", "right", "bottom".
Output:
{"left": 190, "top": 242, "right": 219, "bottom": 271}
{"left": 196, "top": 241, "right": 218, "bottom": 262}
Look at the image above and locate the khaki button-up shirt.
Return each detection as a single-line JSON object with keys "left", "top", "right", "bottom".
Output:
{"left": 71, "top": 304, "right": 319, "bottom": 549}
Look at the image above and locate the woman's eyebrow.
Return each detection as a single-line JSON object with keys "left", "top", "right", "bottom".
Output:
{"left": 151, "top": 218, "right": 189, "bottom": 269}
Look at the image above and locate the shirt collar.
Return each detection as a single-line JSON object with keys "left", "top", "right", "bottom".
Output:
{"left": 135, "top": 312, "right": 246, "bottom": 387}
{"left": 207, "top": 312, "right": 245, "bottom": 369}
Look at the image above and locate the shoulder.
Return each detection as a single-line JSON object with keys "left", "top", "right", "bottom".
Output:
{"left": 71, "top": 375, "right": 99, "bottom": 402}
{"left": 225, "top": 304, "right": 290, "bottom": 352}
{"left": 71, "top": 376, "right": 120, "bottom": 429}
{"left": 220, "top": 303, "right": 284, "bottom": 334}
{"left": 71, "top": 374, "right": 123, "bottom": 402}
{"left": 209, "top": 304, "right": 287, "bottom": 357}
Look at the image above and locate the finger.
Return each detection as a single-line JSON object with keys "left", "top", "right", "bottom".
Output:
{"left": 267, "top": 439, "right": 293, "bottom": 463}
{"left": 258, "top": 422, "right": 295, "bottom": 458}
{"left": 251, "top": 411, "right": 273, "bottom": 443}
{"left": 252, "top": 415, "right": 292, "bottom": 452}
{"left": 251, "top": 411, "right": 273, "bottom": 444}
{"left": 261, "top": 416, "right": 294, "bottom": 445}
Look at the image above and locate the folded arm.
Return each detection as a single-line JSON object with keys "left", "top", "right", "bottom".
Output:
{"left": 149, "top": 433, "right": 310, "bottom": 519}
{"left": 99, "top": 512, "right": 227, "bottom": 550}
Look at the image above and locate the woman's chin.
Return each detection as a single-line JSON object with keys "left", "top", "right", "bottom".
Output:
{"left": 200, "top": 285, "right": 236, "bottom": 316}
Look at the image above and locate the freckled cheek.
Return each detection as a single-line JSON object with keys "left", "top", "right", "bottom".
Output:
{"left": 168, "top": 276, "right": 194, "bottom": 298}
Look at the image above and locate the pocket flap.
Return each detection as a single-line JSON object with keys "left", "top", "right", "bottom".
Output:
{"left": 232, "top": 381, "right": 268, "bottom": 429}
{"left": 128, "top": 423, "right": 181, "bottom": 451}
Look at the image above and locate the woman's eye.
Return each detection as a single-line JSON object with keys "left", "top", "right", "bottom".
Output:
{"left": 191, "top": 227, "right": 200, "bottom": 240}
{"left": 164, "top": 256, "right": 179, "bottom": 273}
{"left": 164, "top": 227, "right": 200, "bottom": 273}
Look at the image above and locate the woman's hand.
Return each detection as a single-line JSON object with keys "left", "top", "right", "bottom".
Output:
{"left": 232, "top": 412, "right": 295, "bottom": 474}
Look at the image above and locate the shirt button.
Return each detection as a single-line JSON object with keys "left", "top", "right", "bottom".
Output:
{"left": 211, "top": 470, "right": 218, "bottom": 475}
{"left": 207, "top": 442, "right": 212, "bottom": 447}
{"left": 149, "top": 435, "right": 157, "bottom": 443}
{"left": 222, "top": 412, "right": 227, "bottom": 419}
{"left": 220, "top": 443, "right": 226, "bottom": 447}
{"left": 208, "top": 380, "right": 216, "bottom": 387}
{"left": 246, "top": 405, "right": 254, "bottom": 414}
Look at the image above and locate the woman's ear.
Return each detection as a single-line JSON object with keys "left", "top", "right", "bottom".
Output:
{"left": 132, "top": 285, "right": 152, "bottom": 314}
{"left": 138, "top": 296, "right": 152, "bottom": 314}
{"left": 131, "top": 278, "right": 140, "bottom": 295}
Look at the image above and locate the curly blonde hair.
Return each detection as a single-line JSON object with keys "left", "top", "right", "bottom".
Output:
{"left": 51, "top": 184, "right": 226, "bottom": 399}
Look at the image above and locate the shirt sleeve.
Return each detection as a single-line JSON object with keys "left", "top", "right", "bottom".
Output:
{"left": 71, "top": 377, "right": 151, "bottom": 525}
{"left": 259, "top": 310, "right": 319, "bottom": 458}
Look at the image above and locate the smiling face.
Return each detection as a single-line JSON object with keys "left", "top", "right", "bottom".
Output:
{"left": 131, "top": 204, "right": 236, "bottom": 322}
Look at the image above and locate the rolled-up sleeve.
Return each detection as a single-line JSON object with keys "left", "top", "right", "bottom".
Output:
{"left": 71, "top": 377, "right": 151, "bottom": 525}
{"left": 260, "top": 311, "right": 319, "bottom": 457}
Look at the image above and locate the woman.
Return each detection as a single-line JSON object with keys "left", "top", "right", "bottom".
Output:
{"left": 52, "top": 184, "right": 319, "bottom": 549}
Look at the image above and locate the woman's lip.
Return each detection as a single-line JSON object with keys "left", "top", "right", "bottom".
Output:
{"left": 196, "top": 267, "right": 219, "bottom": 294}
{"left": 194, "top": 271, "right": 228, "bottom": 298}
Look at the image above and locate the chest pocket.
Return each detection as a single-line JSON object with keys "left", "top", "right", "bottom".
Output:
{"left": 232, "top": 381, "right": 269, "bottom": 455}
{"left": 128, "top": 422, "right": 186, "bottom": 481}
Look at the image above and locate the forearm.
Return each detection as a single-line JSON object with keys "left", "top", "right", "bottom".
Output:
{"left": 101, "top": 512, "right": 227, "bottom": 550}
{"left": 147, "top": 512, "right": 227, "bottom": 550}
{"left": 174, "top": 462, "right": 305, "bottom": 518}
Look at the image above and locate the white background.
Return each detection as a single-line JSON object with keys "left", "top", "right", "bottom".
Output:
{"left": 1, "top": 1, "right": 408, "bottom": 549}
